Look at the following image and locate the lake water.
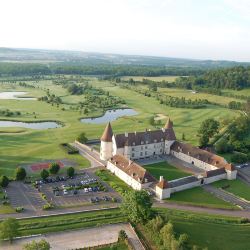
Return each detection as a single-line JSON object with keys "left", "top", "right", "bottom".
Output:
{"left": 0, "top": 91, "right": 36, "bottom": 100}
{"left": 0, "top": 121, "right": 61, "bottom": 129}
{"left": 80, "top": 109, "right": 138, "bottom": 124}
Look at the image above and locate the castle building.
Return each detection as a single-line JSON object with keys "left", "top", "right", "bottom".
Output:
{"left": 99, "top": 119, "right": 237, "bottom": 199}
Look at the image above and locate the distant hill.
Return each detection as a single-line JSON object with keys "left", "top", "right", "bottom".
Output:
{"left": 0, "top": 47, "right": 249, "bottom": 69}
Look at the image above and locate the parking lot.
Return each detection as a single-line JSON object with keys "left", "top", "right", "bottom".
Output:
{"left": 37, "top": 170, "right": 121, "bottom": 208}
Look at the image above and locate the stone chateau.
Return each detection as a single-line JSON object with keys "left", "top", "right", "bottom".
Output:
{"left": 100, "top": 119, "right": 237, "bottom": 199}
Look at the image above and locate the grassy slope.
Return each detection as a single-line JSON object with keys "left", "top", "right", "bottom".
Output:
{"left": 15, "top": 208, "right": 126, "bottom": 236}
{"left": 165, "top": 187, "right": 238, "bottom": 209}
{"left": 0, "top": 78, "right": 237, "bottom": 176}
{"left": 143, "top": 162, "right": 190, "bottom": 181}
{"left": 212, "top": 179, "right": 250, "bottom": 201}
{"left": 156, "top": 208, "right": 250, "bottom": 250}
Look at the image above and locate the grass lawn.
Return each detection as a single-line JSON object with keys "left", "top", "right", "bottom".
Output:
{"left": 143, "top": 162, "right": 190, "bottom": 181}
{"left": 14, "top": 208, "right": 126, "bottom": 236}
{"left": 155, "top": 208, "right": 250, "bottom": 250}
{"left": 96, "top": 242, "right": 128, "bottom": 250}
{"left": 96, "top": 169, "right": 131, "bottom": 194}
{"left": 212, "top": 179, "right": 250, "bottom": 201}
{"left": 165, "top": 187, "right": 238, "bottom": 209}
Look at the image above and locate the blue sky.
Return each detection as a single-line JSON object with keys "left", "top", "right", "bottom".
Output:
{"left": 1, "top": 0, "right": 250, "bottom": 61}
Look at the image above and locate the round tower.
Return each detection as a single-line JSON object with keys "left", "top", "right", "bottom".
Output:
{"left": 100, "top": 122, "right": 113, "bottom": 161}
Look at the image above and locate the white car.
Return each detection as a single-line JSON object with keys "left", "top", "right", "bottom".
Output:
{"left": 84, "top": 188, "right": 89, "bottom": 193}
{"left": 63, "top": 189, "right": 68, "bottom": 195}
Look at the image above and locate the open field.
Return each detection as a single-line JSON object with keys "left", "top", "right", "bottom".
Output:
{"left": 0, "top": 77, "right": 238, "bottom": 176}
{"left": 155, "top": 208, "right": 250, "bottom": 250}
{"left": 165, "top": 186, "right": 238, "bottom": 209}
{"left": 222, "top": 88, "right": 250, "bottom": 97}
{"left": 121, "top": 75, "right": 179, "bottom": 82}
{"left": 143, "top": 162, "right": 190, "bottom": 181}
{"left": 212, "top": 179, "right": 250, "bottom": 201}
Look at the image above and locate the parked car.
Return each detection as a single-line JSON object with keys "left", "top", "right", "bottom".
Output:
{"left": 73, "top": 190, "right": 78, "bottom": 195}
{"left": 84, "top": 188, "right": 89, "bottom": 193}
{"left": 63, "top": 190, "right": 68, "bottom": 195}
{"left": 88, "top": 187, "right": 92, "bottom": 192}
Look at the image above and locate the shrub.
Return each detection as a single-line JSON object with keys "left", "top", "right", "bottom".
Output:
{"left": 41, "top": 169, "right": 49, "bottom": 180}
{"left": 0, "top": 175, "right": 9, "bottom": 188}
{"left": 15, "top": 207, "right": 24, "bottom": 213}
{"left": 77, "top": 132, "right": 88, "bottom": 144}
{"left": 2, "top": 200, "right": 9, "bottom": 205}
{"left": 118, "top": 230, "right": 128, "bottom": 241}
{"left": 15, "top": 167, "right": 27, "bottom": 181}
{"left": 67, "top": 167, "right": 75, "bottom": 177}
{"left": 231, "top": 153, "right": 248, "bottom": 164}
{"left": 49, "top": 162, "right": 60, "bottom": 174}
{"left": 43, "top": 204, "right": 53, "bottom": 210}
{"left": 41, "top": 193, "right": 47, "bottom": 200}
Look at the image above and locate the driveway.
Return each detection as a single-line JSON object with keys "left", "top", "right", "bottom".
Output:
{"left": 2, "top": 223, "right": 144, "bottom": 250}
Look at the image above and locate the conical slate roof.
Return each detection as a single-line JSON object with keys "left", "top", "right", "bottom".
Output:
{"left": 100, "top": 122, "right": 113, "bottom": 142}
{"left": 164, "top": 118, "right": 173, "bottom": 129}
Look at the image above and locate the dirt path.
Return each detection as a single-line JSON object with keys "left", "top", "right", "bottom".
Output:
{"left": 1, "top": 223, "right": 144, "bottom": 250}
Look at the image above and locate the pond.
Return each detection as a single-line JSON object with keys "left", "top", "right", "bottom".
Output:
{"left": 0, "top": 91, "right": 36, "bottom": 100}
{"left": 80, "top": 109, "right": 138, "bottom": 124}
{"left": 0, "top": 121, "right": 62, "bottom": 129}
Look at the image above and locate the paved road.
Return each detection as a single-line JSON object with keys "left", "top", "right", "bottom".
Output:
{"left": 1, "top": 223, "right": 144, "bottom": 250}
{"left": 73, "top": 142, "right": 106, "bottom": 167}
{"left": 154, "top": 201, "right": 250, "bottom": 219}
{"left": 203, "top": 184, "right": 250, "bottom": 210}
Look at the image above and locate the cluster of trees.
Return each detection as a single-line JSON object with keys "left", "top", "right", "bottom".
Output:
{"left": 198, "top": 118, "right": 220, "bottom": 147}
{"left": 175, "top": 66, "right": 250, "bottom": 90}
{"left": 40, "top": 164, "right": 75, "bottom": 180}
{"left": 0, "top": 62, "right": 205, "bottom": 77}
{"left": 67, "top": 84, "right": 84, "bottom": 95}
{"left": 0, "top": 167, "right": 27, "bottom": 188}
{"left": 38, "top": 94, "right": 62, "bottom": 105}
{"left": 0, "top": 109, "right": 21, "bottom": 117}
{"left": 159, "top": 96, "right": 210, "bottom": 109}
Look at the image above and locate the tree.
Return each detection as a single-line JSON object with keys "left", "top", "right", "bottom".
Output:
{"left": 0, "top": 176, "right": 9, "bottom": 188}
{"left": 215, "top": 138, "right": 232, "bottom": 153}
{"left": 199, "top": 134, "right": 209, "bottom": 147}
{"left": 15, "top": 167, "right": 27, "bottom": 181}
{"left": 0, "top": 218, "right": 19, "bottom": 243}
{"left": 40, "top": 169, "right": 49, "bottom": 180}
{"left": 149, "top": 116, "right": 155, "bottom": 126}
{"left": 77, "top": 132, "right": 88, "bottom": 144}
{"left": 23, "top": 239, "right": 50, "bottom": 250}
{"left": 67, "top": 167, "right": 75, "bottom": 177}
{"left": 49, "top": 163, "right": 60, "bottom": 175}
{"left": 198, "top": 118, "right": 220, "bottom": 138}
{"left": 121, "top": 190, "right": 152, "bottom": 223}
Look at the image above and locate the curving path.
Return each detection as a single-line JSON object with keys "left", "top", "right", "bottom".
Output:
{"left": 154, "top": 201, "right": 250, "bottom": 219}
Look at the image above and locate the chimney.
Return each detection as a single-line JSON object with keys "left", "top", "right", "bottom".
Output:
{"left": 125, "top": 132, "right": 128, "bottom": 137}
{"left": 159, "top": 176, "right": 164, "bottom": 182}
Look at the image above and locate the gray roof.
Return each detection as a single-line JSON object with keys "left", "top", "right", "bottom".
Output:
{"left": 169, "top": 176, "right": 199, "bottom": 188}
{"left": 114, "top": 128, "right": 176, "bottom": 148}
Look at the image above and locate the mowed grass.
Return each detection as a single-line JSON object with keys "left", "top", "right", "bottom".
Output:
{"left": 0, "top": 78, "right": 237, "bottom": 176}
{"left": 156, "top": 208, "right": 250, "bottom": 250}
{"left": 143, "top": 162, "right": 190, "bottom": 181}
{"left": 165, "top": 187, "right": 238, "bottom": 209}
{"left": 222, "top": 88, "right": 250, "bottom": 97}
{"left": 212, "top": 179, "right": 250, "bottom": 201}
{"left": 121, "top": 75, "right": 179, "bottom": 82}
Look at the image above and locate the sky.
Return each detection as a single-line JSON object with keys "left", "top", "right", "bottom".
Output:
{"left": 1, "top": 0, "right": 250, "bottom": 61}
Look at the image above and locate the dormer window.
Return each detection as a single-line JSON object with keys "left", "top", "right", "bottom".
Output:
{"left": 154, "top": 139, "right": 157, "bottom": 143}
{"left": 141, "top": 141, "right": 144, "bottom": 144}
{"left": 133, "top": 142, "right": 135, "bottom": 146}
{"left": 161, "top": 138, "right": 163, "bottom": 142}
{"left": 146, "top": 140, "right": 148, "bottom": 144}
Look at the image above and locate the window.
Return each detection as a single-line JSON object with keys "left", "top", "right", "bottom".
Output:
{"left": 133, "top": 142, "right": 135, "bottom": 146}
{"left": 141, "top": 146, "right": 143, "bottom": 150}
{"left": 140, "top": 152, "right": 143, "bottom": 156}
{"left": 141, "top": 141, "right": 144, "bottom": 144}
{"left": 161, "top": 138, "right": 163, "bottom": 142}
{"left": 145, "top": 146, "right": 148, "bottom": 149}
{"left": 132, "top": 153, "right": 135, "bottom": 157}
{"left": 132, "top": 148, "right": 135, "bottom": 151}
{"left": 145, "top": 151, "right": 147, "bottom": 155}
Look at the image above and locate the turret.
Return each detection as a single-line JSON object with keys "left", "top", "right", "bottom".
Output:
{"left": 164, "top": 118, "right": 173, "bottom": 129}
{"left": 100, "top": 122, "right": 113, "bottom": 161}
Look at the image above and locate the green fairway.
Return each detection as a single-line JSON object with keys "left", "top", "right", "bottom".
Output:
{"left": 212, "top": 179, "right": 250, "bottom": 201}
{"left": 156, "top": 208, "right": 250, "bottom": 250}
{"left": 0, "top": 77, "right": 237, "bottom": 176}
{"left": 143, "top": 161, "right": 190, "bottom": 181}
{"left": 165, "top": 186, "right": 238, "bottom": 209}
